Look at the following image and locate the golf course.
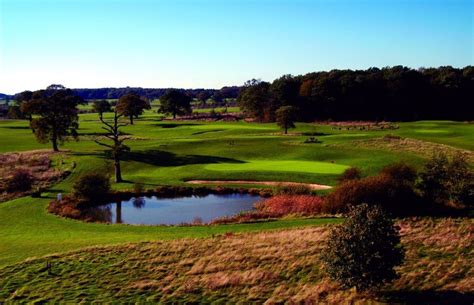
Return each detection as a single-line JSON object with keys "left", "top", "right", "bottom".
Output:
{"left": 0, "top": 110, "right": 472, "bottom": 269}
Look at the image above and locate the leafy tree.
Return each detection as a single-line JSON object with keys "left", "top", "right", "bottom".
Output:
{"left": 158, "top": 89, "right": 192, "bottom": 119}
{"left": 237, "top": 79, "right": 273, "bottom": 121}
{"left": 116, "top": 93, "right": 150, "bottom": 124}
{"left": 196, "top": 91, "right": 211, "bottom": 106}
{"left": 7, "top": 105, "right": 25, "bottom": 119}
{"left": 21, "top": 86, "right": 83, "bottom": 151}
{"left": 73, "top": 172, "right": 111, "bottom": 200}
{"left": 322, "top": 204, "right": 404, "bottom": 291}
{"left": 15, "top": 91, "right": 33, "bottom": 122}
{"left": 94, "top": 110, "right": 130, "bottom": 183}
{"left": 275, "top": 105, "right": 296, "bottom": 134}
{"left": 92, "top": 100, "right": 112, "bottom": 119}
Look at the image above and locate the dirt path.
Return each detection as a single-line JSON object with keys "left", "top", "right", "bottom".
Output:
{"left": 186, "top": 180, "right": 332, "bottom": 190}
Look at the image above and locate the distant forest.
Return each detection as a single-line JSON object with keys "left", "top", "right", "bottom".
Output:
{"left": 3, "top": 66, "right": 472, "bottom": 121}
{"left": 237, "top": 66, "right": 473, "bottom": 122}
{"left": 72, "top": 86, "right": 241, "bottom": 101}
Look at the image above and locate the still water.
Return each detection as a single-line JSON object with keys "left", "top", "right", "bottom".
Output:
{"left": 91, "top": 193, "right": 261, "bottom": 225}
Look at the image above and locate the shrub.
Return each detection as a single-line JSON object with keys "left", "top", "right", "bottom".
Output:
{"left": 321, "top": 204, "right": 404, "bottom": 291}
{"left": 274, "top": 183, "right": 312, "bottom": 195}
{"left": 255, "top": 195, "right": 325, "bottom": 216}
{"left": 418, "top": 152, "right": 473, "bottom": 206}
{"left": 380, "top": 162, "right": 417, "bottom": 185}
{"left": 325, "top": 173, "right": 421, "bottom": 216}
{"left": 73, "top": 172, "right": 111, "bottom": 200}
{"left": 7, "top": 169, "right": 33, "bottom": 193}
{"left": 337, "top": 167, "right": 361, "bottom": 183}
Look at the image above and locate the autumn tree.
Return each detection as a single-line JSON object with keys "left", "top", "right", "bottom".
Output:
{"left": 116, "top": 93, "right": 150, "bottom": 124}
{"left": 92, "top": 100, "right": 112, "bottom": 119}
{"left": 94, "top": 110, "right": 129, "bottom": 182}
{"left": 21, "top": 86, "right": 83, "bottom": 151}
{"left": 158, "top": 89, "right": 192, "bottom": 119}
{"left": 275, "top": 105, "right": 297, "bottom": 134}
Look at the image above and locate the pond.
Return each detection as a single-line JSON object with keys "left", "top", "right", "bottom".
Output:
{"left": 88, "top": 193, "right": 261, "bottom": 225}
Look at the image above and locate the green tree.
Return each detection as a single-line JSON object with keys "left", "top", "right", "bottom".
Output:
{"left": 322, "top": 204, "right": 404, "bottom": 291}
{"left": 116, "top": 93, "right": 150, "bottom": 124}
{"left": 21, "top": 86, "right": 83, "bottom": 151}
{"left": 158, "top": 89, "right": 192, "bottom": 119}
{"left": 92, "top": 100, "right": 112, "bottom": 119}
{"left": 94, "top": 110, "right": 130, "bottom": 183}
{"left": 275, "top": 105, "right": 296, "bottom": 134}
{"left": 237, "top": 79, "right": 273, "bottom": 122}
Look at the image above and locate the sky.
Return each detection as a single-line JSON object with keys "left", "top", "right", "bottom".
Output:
{"left": 0, "top": 0, "right": 472, "bottom": 94}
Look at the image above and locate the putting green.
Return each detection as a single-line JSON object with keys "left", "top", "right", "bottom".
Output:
{"left": 204, "top": 160, "right": 349, "bottom": 174}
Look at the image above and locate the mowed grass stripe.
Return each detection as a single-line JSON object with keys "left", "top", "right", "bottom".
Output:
{"left": 204, "top": 160, "right": 349, "bottom": 174}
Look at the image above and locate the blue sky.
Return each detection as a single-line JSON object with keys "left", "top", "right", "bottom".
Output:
{"left": 0, "top": 0, "right": 472, "bottom": 93}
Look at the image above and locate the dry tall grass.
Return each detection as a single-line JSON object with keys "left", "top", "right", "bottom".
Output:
{"left": 0, "top": 218, "right": 472, "bottom": 303}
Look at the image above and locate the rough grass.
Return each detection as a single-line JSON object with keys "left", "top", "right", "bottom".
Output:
{"left": 0, "top": 218, "right": 471, "bottom": 304}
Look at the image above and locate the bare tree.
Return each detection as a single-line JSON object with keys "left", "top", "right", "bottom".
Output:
{"left": 94, "top": 110, "right": 129, "bottom": 182}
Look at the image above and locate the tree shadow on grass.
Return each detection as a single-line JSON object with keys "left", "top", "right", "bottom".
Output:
{"left": 121, "top": 150, "right": 244, "bottom": 167}
{"left": 0, "top": 126, "right": 30, "bottom": 130}
{"left": 381, "top": 289, "right": 474, "bottom": 305}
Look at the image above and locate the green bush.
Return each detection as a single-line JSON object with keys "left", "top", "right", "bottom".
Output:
{"left": 73, "top": 172, "right": 111, "bottom": 200}
{"left": 321, "top": 204, "right": 404, "bottom": 291}
{"left": 419, "top": 152, "right": 473, "bottom": 206}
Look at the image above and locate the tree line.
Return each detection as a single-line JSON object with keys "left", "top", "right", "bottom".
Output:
{"left": 237, "top": 66, "right": 473, "bottom": 122}
{"left": 70, "top": 86, "right": 240, "bottom": 101}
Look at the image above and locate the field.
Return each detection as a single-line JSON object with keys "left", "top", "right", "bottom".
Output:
{"left": 0, "top": 112, "right": 473, "bottom": 302}
{"left": 0, "top": 218, "right": 472, "bottom": 303}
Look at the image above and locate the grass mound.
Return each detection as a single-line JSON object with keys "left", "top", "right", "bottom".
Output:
{"left": 1, "top": 218, "right": 472, "bottom": 304}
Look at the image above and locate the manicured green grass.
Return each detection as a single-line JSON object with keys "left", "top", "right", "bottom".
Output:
{"left": 0, "top": 114, "right": 472, "bottom": 268}
{"left": 204, "top": 160, "right": 349, "bottom": 174}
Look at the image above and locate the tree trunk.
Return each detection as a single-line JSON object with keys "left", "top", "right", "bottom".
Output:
{"left": 129, "top": 115, "right": 134, "bottom": 125}
{"left": 173, "top": 113, "right": 176, "bottom": 119}
{"left": 114, "top": 157, "right": 122, "bottom": 183}
{"left": 284, "top": 126, "right": 288, "bottom": 134}
{"left": 52, "top": 135, "right": 59, "bottom": 152}
{"left": 116, "top": 201, "right": 122, "bottom": 223}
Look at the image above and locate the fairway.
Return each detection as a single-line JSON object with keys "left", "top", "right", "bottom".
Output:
{"left": 205, "top": 160, "right": 349, "bottom": 174}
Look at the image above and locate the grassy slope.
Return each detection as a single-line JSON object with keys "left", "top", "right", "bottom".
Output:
{"left": 0, "top": 115, "right": 472, "bottom": 268}
{"left": 0, "top": 218, "right": 471, "bottom": 304}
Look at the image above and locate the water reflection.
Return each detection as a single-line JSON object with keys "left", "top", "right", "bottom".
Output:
{"left": 85, "top": 194, "right": 260, "bottom": 225}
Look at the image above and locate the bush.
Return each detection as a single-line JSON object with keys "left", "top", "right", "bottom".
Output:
{"left": 7, "top": 169, "right": 33, "bottom": 193}
{"left": 255, "top": 195, "right": 325, "bottom": 216}
{"left": 325, "top": 173, "right": 421, "bottom": 216}
{"left": 274, "top": 183, "right": 312, "bottom": 195}
{"left": 321, "top": 204, "right": 404, "bottom": 291}
{"left": 337, "top": 167, "right": 361, "bottom": 183}
{"left": 419, "top": 152, "right": 473, "bottom": 206}
{"left": 73, "top": 172, "right": 111, "bottom": 200}
{"left": 380, "top": 162, "right": 417, "bottom": 185}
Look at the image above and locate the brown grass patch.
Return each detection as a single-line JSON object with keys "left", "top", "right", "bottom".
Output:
{"left": 0, "top": 218, "right": 472, "bottom": 303}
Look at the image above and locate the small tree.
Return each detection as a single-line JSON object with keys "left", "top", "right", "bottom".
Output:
{"left": 116, "top": 93, "right": 150, "bottom": 124}
{"left": 94, "top": 110, "right": 130, "bottom": 182}
{"left": 275, "top": 105, "right": 296, "bottom": 134}
{"left": 322, "top": 204, "right": 404, "bottom": 291}
{"left": 73, "top": 172, "right": 111, "bottom": 200}
{"left": 158, "top": 89, "right": 192, "bottom": 119}
{"left": 92, "top": 100, "right": 112, "bottom": 119}
{"left": 21, "top": 85, "right": 83, "bottom": 151}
